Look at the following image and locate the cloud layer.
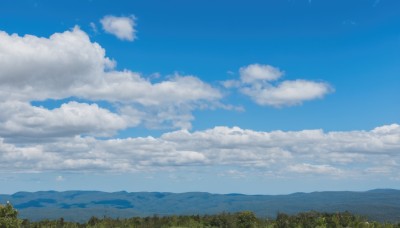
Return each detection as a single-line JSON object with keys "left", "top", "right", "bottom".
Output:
{"left": 1, "top": 26, "right": 395, "bottom": 181}
{"left": 0, "top": 124, "right": 399, "bottom": 179}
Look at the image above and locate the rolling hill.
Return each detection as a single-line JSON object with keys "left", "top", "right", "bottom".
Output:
{"left": 1, "top": 189, "right": 399, "bottom": 222}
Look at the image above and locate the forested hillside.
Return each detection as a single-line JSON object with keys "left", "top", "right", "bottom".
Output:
{"left": 2, "top": 202, "right": 400, "bottom": 228}
{"left": 1, "top": 189, "right": 400, "bottom": 222}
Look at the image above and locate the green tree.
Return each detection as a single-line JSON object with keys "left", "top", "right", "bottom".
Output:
{"left": 275, "top": 212, "right": 290, "bottom": 228}
{"left": 236, "top": 211, "right": 257, "bottom": 228}
{"left": 0, "top": 202, "right": 21, "bottom": 228}
{"left": 87, "top": 216, "right": 100, "bottom": 226}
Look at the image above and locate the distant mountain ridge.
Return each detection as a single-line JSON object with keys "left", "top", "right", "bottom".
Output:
{"left": 1, "top": 189, "right": 399, "bottom": 222}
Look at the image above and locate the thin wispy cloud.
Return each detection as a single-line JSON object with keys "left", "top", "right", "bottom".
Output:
{"left": 89, "top": 22, "right": 98, "bottom": 33}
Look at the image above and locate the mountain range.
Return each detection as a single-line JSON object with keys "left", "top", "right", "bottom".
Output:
{"left": 1, "top": 189, "right": 399, "bottom": 222}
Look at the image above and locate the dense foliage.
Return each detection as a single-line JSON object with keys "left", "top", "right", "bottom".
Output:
{"left": 0, "top": 202, "right": 22, "bottom": 227}
{"left": 1, "top": 202, "right": 400, "bottom": 228}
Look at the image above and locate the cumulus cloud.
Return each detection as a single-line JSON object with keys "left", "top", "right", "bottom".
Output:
{"left": 81, "top": 72, "right": 222, "bottom": 106}
{"left": 0, "top": 27, "right": 114, "bottom": 101}
{"left": 0, "top": 101, "right": 129, "bottom": 140}
{"left": 100, "top": 15, "right": 136, "bottom": 41}
{"left": 223, "top": 64, "right": 332, "bottom": 107}
{"left": 1, "top": 124, "right": 399, "bottom": 179}
{"left": 240, "top": 64, "right": 283, "bottom": 83}
{"left": 241, "top": 79, "right": 332, "bottom": 106}
{"left": 0, "top": 27, "right": 222, "bottom": 132}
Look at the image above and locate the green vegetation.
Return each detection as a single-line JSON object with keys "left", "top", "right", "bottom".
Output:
{"left": 0, "top": 202, "right": 22, "bottom": 227}
{"left": 2, "top": 202, "right": 400, "bottom": 228}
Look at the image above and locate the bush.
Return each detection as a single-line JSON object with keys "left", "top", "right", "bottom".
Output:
{"left": 0, "top": 202, "right": 21, "bottom": 228}
{"left": 236, "top": 211, "right": 257, "bottom": 228}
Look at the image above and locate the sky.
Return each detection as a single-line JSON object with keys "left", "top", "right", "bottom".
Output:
{"left": 0, "top": 0, "right": 399, "bottom": 195}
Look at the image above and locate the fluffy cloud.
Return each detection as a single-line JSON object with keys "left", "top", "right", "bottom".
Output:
{"left": 1, "top": 124, "right": 399, "bottom": 178}
{"left": 100, "top": 15, "right": 136, "bottom": 41}
{"left": 80, "top": 72, "right": 221, "bottom": 106}
{"left": 0, "top": 27, "right": 220, "bottom": 104}
{"left": 0, "top": 27, "right": 114, "bottom": 101}
{"left": 0, "top": 27, "right": 222, "bottom": 132}
{"left": 0, "top": 101, "right": 129, "bottom": 140}
{"left": 239, "top": 64, "right": 283, "bottom": 83}
{"left": 241, "top": 79, "right": 332, "bottom": 106}
{"left": 224, "top": 64, "right": 332, "bottom": 107}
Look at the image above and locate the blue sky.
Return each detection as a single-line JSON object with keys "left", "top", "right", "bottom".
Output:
{"left": 0, "top": 0, "right": 399, "bottom": 194}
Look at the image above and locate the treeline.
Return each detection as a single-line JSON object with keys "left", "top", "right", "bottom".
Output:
{"left": 2, "top": 202, "right": 400, "bottom": 227}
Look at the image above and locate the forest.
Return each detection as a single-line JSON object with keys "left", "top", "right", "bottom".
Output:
{"left": 2, "top": 202, "right": 400, "bottom": 228}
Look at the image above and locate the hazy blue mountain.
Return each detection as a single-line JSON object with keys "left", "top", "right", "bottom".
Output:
{"left": 1, "top": 189, "right": 399, "bottom": 222}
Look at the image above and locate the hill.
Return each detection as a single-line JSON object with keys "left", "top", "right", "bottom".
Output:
{"left": 1, "top": 189, "right": 399, "bottom": 222}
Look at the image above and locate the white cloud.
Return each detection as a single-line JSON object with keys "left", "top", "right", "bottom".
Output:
{"left": 224, "top": 64, "right": 332, "bottom": 107}
{"left": 83, "top": 72, "right": 221, "bottom": 106}
{"left": 288, "top": 163, "right": 342, "bottom": 175}
{"left": 221, "top": 79, "right": 241, "bottom": 89}
{"left": 0, "top": 27, "right": 222, "bottom": 132}
{"left": 1, "top": 124, "right": 399, "bottom": 179}
{"left": 100, "top": 15, "right": 136, "bottom": 41}
{"left": 239, "top": 64, "right": 283, "bottom": 83}
{"left": 0, "top": 27, "right": 115, "bottom": 101}
{"left": 89, "top": 22, "right": 98, "bottom": 33}
{"left": 0, "top": 101, "right": 129, "bottom": 140}
{"left": 241, "top": 79, "right": 332, "bottom": 106}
